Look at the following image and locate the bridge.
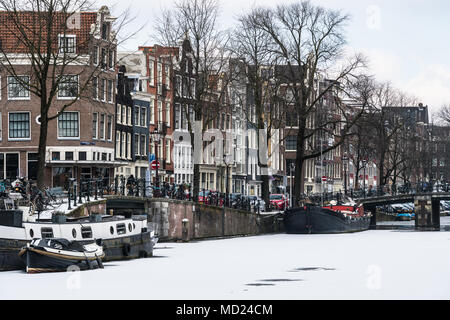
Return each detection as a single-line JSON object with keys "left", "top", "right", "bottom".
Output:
{"left": 360, "top": 192, "right": 450, "bottom": 231}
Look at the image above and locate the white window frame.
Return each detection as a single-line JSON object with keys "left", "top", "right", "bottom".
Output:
{"left": 127, "top": 132, "right": 132, "bottom": 160}
{"left": 8, "top": 111, "right": 31, "bottom": 141}
{"left": 57, "top": 111, "right": 80, "bottom": 140}
{"left": 165, "top": 103, "right": 170, "bottom": 126}
{"left": 58, "top": 34, "right": 77, "bottom": 54}
{"left": 127, "top": 106, "right": 132, "bottom": 126}
{"left": 57, "top": 75, "right": 79, "bottom": 100}
{"left": 7, "top": 76, "right": 30, "bottom": 101}
{"left": 92, "top": 112, "right": 98, "bottom": 140}
{"left": 149, "top": 60, "right": 155, "bottom": 86}
{"left": 116, "top": 104, "right": 121, "bottom": 125}
{"left": 135, "top": 133, "right": 140, "bottom": 156}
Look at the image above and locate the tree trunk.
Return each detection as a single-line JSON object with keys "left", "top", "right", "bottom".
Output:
{"left": 37, "top": 112, "right": 49, "bottom": 190}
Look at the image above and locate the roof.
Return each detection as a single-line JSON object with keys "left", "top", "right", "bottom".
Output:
{"left": 0, "top": 10, "right": 97, "bottom": 54}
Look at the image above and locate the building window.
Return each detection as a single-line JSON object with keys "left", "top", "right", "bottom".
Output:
{"left": 175, "top": 104, "right": 180, "bottom": 129}
{"left": 115, "top": 131, "right": 121, "bottom": 159}
{"left": 92, "top": 113, "right": 98, "bottom": 139}
{"left": 108, "top": 80, "right": 114, "bottom": 102}
{"left": 92, "top": 77, "right": 98, "bottom": 100}
{"left": 65, "top": 152, "right": 74, "bottom": 161}
{"left": 58, "top": 112, "right": 79, "bottom": 138}
{"left": 134, "top": 106, "right": 139, "bottom": 126}
{"left": 117, "top": 104, "right": 121, "bottom": 124}
{"left": 140, "top": 135, "right": 146, "bottom": 157}
{"left": 99, "top": 113, "right": 105, "bottom": 140}
{"left": 27, "top": 153, "right": 38, "bottom": 181}
{"left": 176, "top": 75, "right": 182, "bottom": 97}
{"left": 286, "top": 135, "right": 297, "bottom": 151}
{"left": 165, "top": 65, "right": 170, "bottom": 89}
{"left": 126, "top": 106, "right": 131, "bottom": 126}
{"left": 9, "top": 112, "right": 30, "bottom": 139}
{"left": 8, "top": 76, "right": 30, "bottom": 99}
{"left": 165, "top": 103, "right": 170, "bottom": 126}
{"left": 79, "top": 152, "right": 87, "bottom": 161}
{"left": 52, "top": 152, "right": 60, "bottom": 161}
{"left": 190, "top": 78, "right": 196, "bottom": 98}
{"left": 127, "top": 132, "right": 131, "bottom": 160}
{"left": 150, "top": 99, "right": 155, "bottom": 124}
{"left": 108, "top": 50, "right": 114, "bottom": 69}
{"left": 59, "top": 35, "right": 76, "bottom": 53}
{"left": 121, "top": 132, "right": 126, "bottom": 159}
{"left": 158, "top": 101, "right": 163, "bottom": 123}
{"left": 134, "top": 134, "right": 140, "bottom": 156}
{"left": 140, "top": 107, "right": 147, "bottom": 127}
{"left": 166, "top": 139, "right": 171, "bottom": 163}
{"left": 122, "top": 105, "right": 126, "bottom": 124}
{"left": 101, "top": 48, "right": 107, "bottom": 69}
{"left": 58, "top": 75, "right": 78, "bottom": 98}
{"left": 101, "top": 79, "right": 106, "bottom": 101}
{"left": 149, "top": 62, "right": 154, "bottom": 86}
{"left": 107, "top": 115, "right": 113, "bottom": 141}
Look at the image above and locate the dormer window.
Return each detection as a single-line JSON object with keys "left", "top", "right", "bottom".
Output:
{"left": 59, "top": 35, "right": 76, "bottom": 54}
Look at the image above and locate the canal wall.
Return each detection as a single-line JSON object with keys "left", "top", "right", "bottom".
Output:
{"left": 146, "top": 200, "right": 283, "bottom": 242}
{"left": 66, "top": 197, "right": 283, "bottom": 242}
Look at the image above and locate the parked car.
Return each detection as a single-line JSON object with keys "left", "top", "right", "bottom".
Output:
{"left": 270, "top": 194, "right": 289, "bottom": 211}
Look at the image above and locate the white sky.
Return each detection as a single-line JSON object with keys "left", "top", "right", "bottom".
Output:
{"left": 100, "top": 0, "right": 450, "bottom": 117}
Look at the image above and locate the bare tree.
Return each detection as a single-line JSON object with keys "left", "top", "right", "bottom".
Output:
{"left": 155, "top": 0, "right": 233, "bottom": 201}
{"left": 438, "top": 104, "right": 450, "bottom": 125}
{"left": 246, "top": 1, "right": 367, "bottom": 205}
{"left": 0, "top": 0, "right": 138, "bottom": 190}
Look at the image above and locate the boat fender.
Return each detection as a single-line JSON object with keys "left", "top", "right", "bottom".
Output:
{"left": 123, "top": 243, "right": 131, "bottom": 256}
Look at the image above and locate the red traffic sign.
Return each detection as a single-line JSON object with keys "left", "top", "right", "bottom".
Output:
{"left": 150, "top": 160, "right": 160, "bottom": 170}
{"left": 322, "top": 176, "right": 327, "bottom": 182}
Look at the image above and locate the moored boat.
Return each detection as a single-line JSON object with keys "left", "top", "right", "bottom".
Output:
{"left": 284, "top": 205, "right": 371, "bottom": 234}
{"left": 19, "top": 238, "right": 104, "bottom": 274}
{"left": 0, "top": 208, "right": 156, "bottom": 271}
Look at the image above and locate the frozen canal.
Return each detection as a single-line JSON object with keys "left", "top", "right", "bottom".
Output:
{"left": 1, "top": 229, "right": 450, "bottom": 300}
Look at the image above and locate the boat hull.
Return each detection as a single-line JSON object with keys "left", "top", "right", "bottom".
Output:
{"left": 0, "top": 231, "right": 154, "bottom": 271}
{"left": 19, "top": 247, "right": 103, "bottom": 274}
{"left": 284, "top": 206, "right": 370, "bottom": 234}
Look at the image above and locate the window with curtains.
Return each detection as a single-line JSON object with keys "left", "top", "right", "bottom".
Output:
{"left": 9, "top": 112, "right": 30, "bottom": 139}
{"left": 58, "top": 112, "right": 79, "bottom": 138}
{"left": 115, "top": 131, "right": 120, "bottom": 159}
{"left": 122, "top": 105, "right": 126, "bottom": 124}
{"left": 92, "top": 113, "right": 98, "bottom": 139}
{"left": 127, "top": 133, "right": 131, "bottom": 159}
{"left": 127, "top": 107, "right": 132, "bottom": 125}
{"left": 8, "top": 76, "right": 30, "bottom": 99}
{"left": 165, "top": 103, "right": 170, "bottom": 126}
{"left": 58, "top": 75, "right": 78, "bottom": 98}
{"left": 166, "top": 139, "right": 171, "bottom": 163}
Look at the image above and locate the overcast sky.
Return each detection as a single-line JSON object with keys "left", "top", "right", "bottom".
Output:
{"left": 101, "top": 0, "right": 450, "bottom": 116}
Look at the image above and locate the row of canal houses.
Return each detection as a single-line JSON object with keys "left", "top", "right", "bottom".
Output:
{"left": 0, "top": 6, "right": 383, "bottom": 197}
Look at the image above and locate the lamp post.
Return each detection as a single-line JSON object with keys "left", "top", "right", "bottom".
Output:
{"left": 362, "top": 159, "right": 368, "bottom": 198}
{"left": 290, "top": 163, "right": 295, "bottom": 208}
{"left": 342, "top": 155, "right": 348, "bottom": 196}
{"left": 150, "top": 128, "right": 162, "bottom": 190}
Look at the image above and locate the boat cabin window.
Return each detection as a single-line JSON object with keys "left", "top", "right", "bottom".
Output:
{"left": 81, "top": 227, "right": 92, "bottom": 239}
{"left": 116, "top": 223, "right": 126, "bottom": 235}
{"left": 41, "top": 228, "right": 54, "bottom": 238}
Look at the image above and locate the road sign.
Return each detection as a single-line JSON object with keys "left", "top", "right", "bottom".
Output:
{"left": 150, "top": 160, "right": 160, "bottom": 170}
{"left": 322, "top": 176, "right": 327, "bottom": 182}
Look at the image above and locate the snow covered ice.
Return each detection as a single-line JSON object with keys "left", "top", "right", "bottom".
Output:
{"left": 1, "top": 229, "right": 450, "bottom": 300}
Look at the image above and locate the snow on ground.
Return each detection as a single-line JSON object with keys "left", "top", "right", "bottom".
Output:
{"left": 1, "top": 228, "right": 450, "bottom": 300}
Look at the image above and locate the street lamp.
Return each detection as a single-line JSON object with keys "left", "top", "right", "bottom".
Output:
{"left": 362, "top": 159, "right": 368, "bottom": 197}
{"left": 290, "top": 163, "right": 295, "bottom": 208}
{"left": 150, "top": 128, "right": 162, "bottom": 189}
{"left": 342, "top": 155, "right": 349, "bottom": 196}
